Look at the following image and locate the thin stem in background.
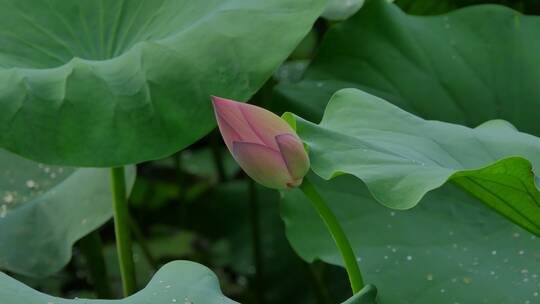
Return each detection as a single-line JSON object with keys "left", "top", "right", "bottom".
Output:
{"left": 305, "top": 262, "right": 333, "bottom": 304}
{"left": 248, "top": 179, "right": 265, "bottom": 304}
{"left": 211, "top": 130, "right": 227, "bottom": 182}
{"left": 174, "top": 152, "right": 187, "bottom": 226}
{"left": 129, "top": 216, "right": 158, "bottom": 270}
{"left": 78, "top": 230, "right": 112, "bottom": 299}
{"left": 111, "top": 167, "right": 137, "bottom": 296}
{"left": 299, "top": 176, "right": 364, "bottom": 294}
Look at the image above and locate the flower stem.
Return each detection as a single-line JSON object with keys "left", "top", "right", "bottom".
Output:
{"left": 111, "top": 167, "right": 137, "bottom": 296}
{"left": 299, "top": 177, "right": 364, "bottom": 294}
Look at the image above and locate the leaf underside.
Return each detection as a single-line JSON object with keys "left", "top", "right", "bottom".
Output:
{"left": 0, "top": 149, "right": 136, "bottom": 277}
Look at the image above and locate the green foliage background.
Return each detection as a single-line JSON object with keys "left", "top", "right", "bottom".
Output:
{"left": 0, "top": 1, "right": 539, "bottom": 303}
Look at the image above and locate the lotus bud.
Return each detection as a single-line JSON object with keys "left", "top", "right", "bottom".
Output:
{"left": 211, "top": 96, "right": 310, "bottom": 189}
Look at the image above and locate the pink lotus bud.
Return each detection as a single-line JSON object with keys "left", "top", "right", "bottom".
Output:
{"left": 211, "top": 96, "right": 310, "bottom": 189}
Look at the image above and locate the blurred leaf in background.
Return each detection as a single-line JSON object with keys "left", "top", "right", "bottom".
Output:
{"left": 0, "top": 149, "right": 135, "bottom": 277}
{"left": 396, "top": 0, "right": 540, "bottom": 15}
{"left": 187, "top": 181, "right": 353, "bottom": 303}
{"left": 2, "top": 0, "right": 540, "bottom": 303}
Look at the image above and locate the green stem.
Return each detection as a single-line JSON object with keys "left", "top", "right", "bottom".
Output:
{"left": 111, "top": 167, "right": 137, "bottom": 296}
{"left": 78, "top": 230, "right": 112, "bottom": 299}
{"left": 299, "top": 177, "right": 364, "bottom": 294}
{"left": 248, "top": 179, "right": 265, "bottom": 304}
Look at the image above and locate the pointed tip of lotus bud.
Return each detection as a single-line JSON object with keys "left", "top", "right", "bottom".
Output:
{"left": 210, "top": 95, "right": 226, "bottom": 103}
{"left": 211, "top": 95, "right": 235, "bottom": 109}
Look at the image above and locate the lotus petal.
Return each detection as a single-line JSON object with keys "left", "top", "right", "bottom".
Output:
{"left": 232, "top": 141, "right": 292, "bottom": 189}
{"left": 276, "top": 134, "right": 310, "bottom": 180}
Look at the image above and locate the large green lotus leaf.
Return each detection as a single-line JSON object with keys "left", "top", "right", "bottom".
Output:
{"left": 0, "top": 149, "right": 135, "bottom": 277}
{"left": 0, "top": 0, "right": 325, "bottom": 167}
{"left": 287, "top": 88, "right": 540, "bottom": 235}
{"left": 0, "top": 261, "right": 236, "bottom": 304}
{"left": 275, "top": 0, "right": 540, "bottom": 135}
{"left": 282, "top": 174, "right": 540, "bottom": 303}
